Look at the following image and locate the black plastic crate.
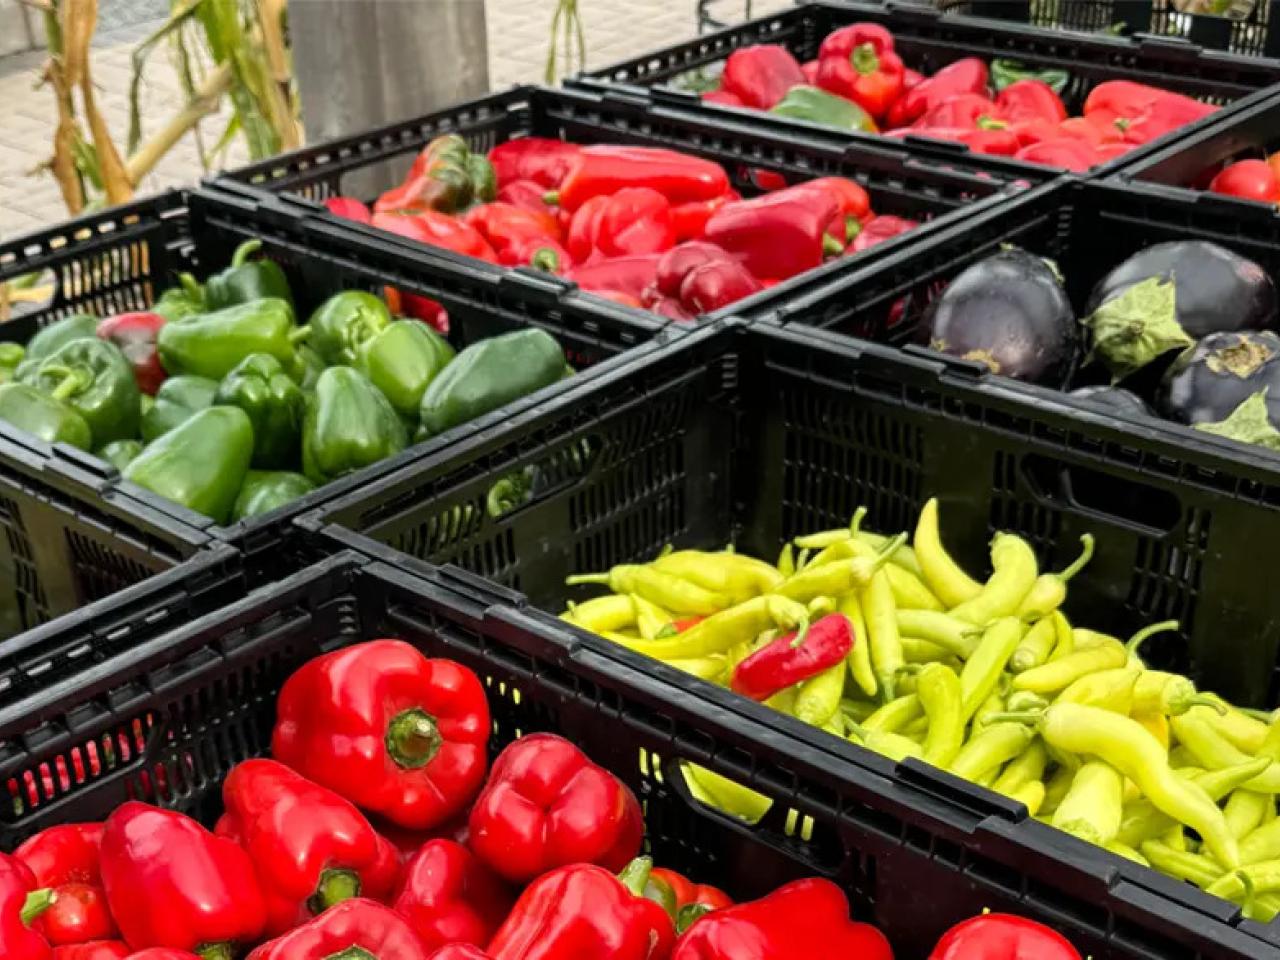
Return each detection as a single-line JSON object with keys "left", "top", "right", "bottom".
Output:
{"left": 940, "top": 0, "right": 1280, "bottom": 58}
{"left": 207, "top": 83, "right": 1019, "bottom": 324}
{"left": 1, "top": 547, "right": 1273, "bottom": 960}
{"left": 0, "top": 193, "right": 215, "bottom": 637}
{"left": 574, "top": 0, "right": 1280, "bottom": 180}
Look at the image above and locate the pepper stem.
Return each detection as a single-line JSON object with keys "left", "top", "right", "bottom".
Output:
{"left": 1127, "top": 620, "right": 1179, "bottom": 656}
{"left": 566, "top": 572, "right": 612, "bottom": 586}
{"left": 44, "top": 367, "right": 85, "bottom": 402}
{"left": 197, "top": 944, "right": 236, "bottom": 960}
{"left": 822, "top": 233, "right": 845, "bottom": 257}
{"left": 530, "top": 247, "right": 561, "bottom": 273}
{"left": 323, "top": 950, "right": 377, "bottom": 960}
{"left": 677, "top": 902, "right": 714, "bottom": 934}
{"left": 20, "top": 889, "right": 54, "bottom": 925}
{"left": 178, "top": 272, "right": 204, "bottom": 302}
{"left": 981, "top": 710, "right": 1043, "bottom": 727}
{"left": 850, "top": 42, "right": 880, "bottom": 76}
{"left": 288, "top": 324, "right": 311, "bottom": 345}
{"left": 848, "top": 506, "right": 867, "bottom": 539}
{"left": 844, "top": 216, "right": 862, "bottom": 241}
{"left": 1056, "top": 534, "right": 1095, "bottom": 583}
{"left": 543, "top": 190, "right": 561, "bottom": 206}
{"left": 230, "top": 238, "right": 264, "bottom": 269}
{"left": 385, "top": 707, "right": 444, "bottom": 769}
{"left": 617, "top": 856, "right": 655, "bottom": 896}
{"left": 1180, "top": 693, "right": 1228, "bottom": 716}
{"left": 307, "top": 867, "right": 362, "bottom": 915}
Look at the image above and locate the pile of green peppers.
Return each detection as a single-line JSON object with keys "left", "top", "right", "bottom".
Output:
{"left": 0, "top": 241, "right": 571, "bottom": 525}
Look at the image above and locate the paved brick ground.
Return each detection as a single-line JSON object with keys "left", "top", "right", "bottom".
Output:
{"left": 0, "top": 0, "right": 787, "bottom": 240}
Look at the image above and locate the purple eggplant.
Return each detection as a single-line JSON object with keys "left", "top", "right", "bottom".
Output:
{"left": 1082, "top": 241, "right": 1276, "bottom": 379}
{"left": 1159, "top": 331, "right": 1280, "bottom": 428}
{"left": 1068, "top": 385, "right": 1153, "bottom": 419}
{"left": 923, "top": 249, "right": 1077, "bottom": 385}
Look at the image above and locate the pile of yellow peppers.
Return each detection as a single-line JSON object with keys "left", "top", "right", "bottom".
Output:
{"left": 562, "top": 498, "right": 1280, "bottom": 921}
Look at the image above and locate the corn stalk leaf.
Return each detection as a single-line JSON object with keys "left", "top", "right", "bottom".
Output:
{"left": 127, "top": 0, "right": 205, "bottom": 154}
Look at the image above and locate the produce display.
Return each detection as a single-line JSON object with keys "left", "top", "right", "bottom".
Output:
{"left": 564, "top": 498, "right": 1280, "bottom": 919}
{"left": 685, "top": 25, "right": 1218, "bottom": 171}
{"left": 0, "top": 638, "right": 1084, "bottom": 959}
{"left": 321, "top": 135, "right": 918, "bottom": 319}
{"left": 0, "top": 243, "right": 572, "bottom": 524}
{"left": 914, "top": 239, "right": 1280, "bottom": 451}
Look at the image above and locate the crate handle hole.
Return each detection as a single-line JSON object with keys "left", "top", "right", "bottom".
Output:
{"left": 1021, "top": 454, "right": 1181, "bottom": 536}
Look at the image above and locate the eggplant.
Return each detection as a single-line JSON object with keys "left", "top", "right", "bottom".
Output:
{"left": 1159, "top": 330, "right": 1280, "bottom": 427}
{"left": 923, "top": 249, "right": 1077, "bottom": 385}
{"left": 1067, "top": 385, "right": 1153, "bottom": 419}
{"left": 1196, "top": 390, "right": 1280, "bottom": 452}
{"left": 1082, "top": 241, "right": 1276, "bottom": 379}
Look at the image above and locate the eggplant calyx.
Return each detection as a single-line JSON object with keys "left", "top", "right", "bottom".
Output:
{"left": 1206, "top": 338, "right": 1276, "bottom": 379}
{"left": 1196, "top": 390, "right": 1280, "bottom": 451}
{"left": 1081, "top": 275, "right": 1192, "bottom": 380}
{"left": 959, "top": 348, "right": 1000, "bottom": 373}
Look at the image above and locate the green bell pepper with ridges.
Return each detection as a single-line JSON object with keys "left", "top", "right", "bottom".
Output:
{"left": 123, "top": 405, "right": 253, "bottom": 524}
{"left": 232, "top": 470, "right": 315, "bottom": 521}
{"left": 151, "top": 274, "right": 206, "bottom": 322}
{"left": 96, "top": 438, "right": 143, "bottom": 472}
{"left": 214, "top": 353, "right": 305, "bottom": 469}
{"left": 141, "top": 374, "right": 219, "bottom": 442}
{"left": 309, "top": 291, "right": 392, "bottom": 368}
{"left": 204, "top": 239, "right": 293, "bottom": 310}
{"left": 157, "top": 298, "right": 306, "bottom": 381}
{"left": 17, "top": 314, "right": 99, "bottom": 380}
{"left": 991, "top": 58, "right": 1070, "bottom": 95}
{"left": 357, "top": 320, "right": 455, "bottom": 419}
{"left": 295, "top": 344, "right": 325, "bottom": 392}
{"left": 770, "top": 85, "right": 878, "bottom": 133}
{"left": 302, "top": 366, "right": 407, "bottom": 484}
{"left": 418, "top": 327, "right": 567, "bottom": 438}
{"left": 0, "top": 382, "right": 92, "bottom": 450}
{"left": 21, "top": 337, "right": 140, "bottom": 445}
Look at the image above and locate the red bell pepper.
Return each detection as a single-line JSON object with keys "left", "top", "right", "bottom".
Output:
{"left": 1121, "top": 94, "right": 1217, "bottom": 146}
{"left": 215, "top": 758, "right": 401, "bottom": 935}
{"left": 273, "top": 641, "right": 491, "bottom": 831}
{"left": 819, "top": 22, "right": 894, "bottom": 60}
{"left": 903, "top": 68, "right": 924, "bottom": 90}
{"left": 670, "top": 879, "right": 890, "bottom": 960}
{"left": 51, "top": 943, "right": 130, "bottom": 960}
{"left": 701, "top": 89, "right": 744, "bottom": 108}
{"left": 551, "top": 146, "right": 731, "bottom": 211}
{"left": 731, "top": 613, "right": 853, "bottom": 701}
{"left": 15, "top": 825, "right": 104, "bottom": 888}
{"left": 655, "top": 242, "right": 734, "bottom": 299}
{"left": 680, "top": 260, "right": 763, "bottom": 314}
{"left": 468, "top": 733, "right": 644, "bottom": 883}
{"left": 566, "top": 187, "right": 676, "bottom": 261}
{"left": 796, "top": 177, "right": 872, "bottom": 245}
{"left": 488, "top": 138, "right": 583, "bottom": 190}
{"left": 36, "top": 884, "right": 116, "bottom": 946}
{"left": 392, "top": 840, "right": 513, "bottom": 952}
{"left": 466, "top": 202, "right": 560, "bottom": 246}
{"left": 886, "top": 58, "right": 989, "bottom": 129}
{"left": 2, "top": 852, "right": 54, "bottom": 960}
{"left": 995, "top": 79, "right": 1067, "bottom": 125}
{"left": 501, "top": 235, "right": 574, "bottom": 273}
{"left": 670, "top": 191, "right": 739, "bottom": 242}
{"left": 324, "top": 196, "right": 372, "bottom": 224}
{"left": 1014, "top": 137, "right": 1100, "bottom": 172}
{"left": 1210, "top": 159, "right": 1280, "bottom": 205}
{"left": 816, "top": 42, "right": 905, "bottom": 121}
{"left": 800, "top": 60, "right": 820, "bottom": 85}
{"left": 247, "top": 899, "right": 430, "bottom": 960}
{"left": 915, "top": 93, "right": 1004, "bottom": 131}
{"left": 427, "top": 947, "right": 490, "bottom": 960}
{"left": 372, "top": 210, "right": 499, "bottom": 263}
{"left": 647, "top": 297, "right": 695, "bottom": 322}
{"left": 648, "top": 868, "right": 731, "bottom": 932}
{"left": 703, "top": 186, "right": 843, "bottom": 282}
{"left": 126, "top": 952, "right": 202, "bottom": 960}
{"left": 892, "top": 126, "right": 1019, "bottom": 157}
{"left": 100, "top": 803, "right": 265, "bottom": 958}
{"left": 486, "top": 858, "right": 674, "bottom": 960}
{"left": 566, "top": 254, "right": 662, "bottom": 302}
{"left": 497, "top": 179, "right": 557, "bottom": 215}
{"left": 720, "top": 45, "right": 806, "bottom": 109}
{"left": 929, "top": 913, "right": 1081, "bottom": 959}
{"left": 96, "top": 313, "right": 166, "bottom": 395}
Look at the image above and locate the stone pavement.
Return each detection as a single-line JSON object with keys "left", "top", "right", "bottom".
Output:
{"left": 0, "top": 0, "right": 788, "bottom": 240}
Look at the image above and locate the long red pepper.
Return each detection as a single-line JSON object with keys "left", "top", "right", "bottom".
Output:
{"left": 550, "top": 146, "right": 730, "bottom": 212}
{"left": 731, "top": 613, "right": 853, "bottom": 701}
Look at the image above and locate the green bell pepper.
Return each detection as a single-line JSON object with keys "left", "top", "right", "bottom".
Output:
{"left": 418, "top": 328, "right": 566, "bottom": 438}
{"left": 468, "top": 154, "right": 498, "bottom": 206}
{"left": 232, "top": 469, "right": 315, "bottom": 521}
{"left": 357, "top": 320, "right": 455, "bottom": 420}
{"left": 0, "top": 382, "right": 92, "bottom": 450}
{"left": 991, "top": 58, "right": 1069, "bottom": 95}
{"left": 96, "top": 438, "right": 144, "bottom": 471}
{"left": 0, "top": 343, "right": 25, "bottom": 384}
{"left": 151, "top": 274, "right": 206, "bottom": 322}
{"left": 123, "top": 405, "right": 253, "bottom": 524}
{"left": 21, "top": 338, "right": 140, "bottom": 445}
{"left": 295, "top": 344, "right": 325, "bottom": 392}
{"left": 302, "top": 366, "right": 407, "bottom": 485}
{"left": 771, "top": 85, "right": 877, "bottom": 133}
{"left": 214, "top": 353, "right": 306, "bottom": 469}
{"left": 157, "top": 298, "right": 305, "bottom": 381}
{"left": 18, "top": 313, "right": 99, "bottom": 379}
{"left": 204, "top": 239, "right": 294, "bottom": 310}
{"left": 309, "top": 291, "right": 392, "bottom": 368}
{"left": 142, "top": 374, "right": 219, "bottom": 442}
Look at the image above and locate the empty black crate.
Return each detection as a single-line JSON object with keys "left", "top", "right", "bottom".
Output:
{"left": 574, "top": 0, "right": 1280, "bottom": 180}
{"left": 208, "top": 84, "right": 1016, "bottom": 323}
{"left": 2, "top": 547, "right": 1273, "bottom": 960}
{"left": 0, "top": 192, "right": 214, "bottom": 636}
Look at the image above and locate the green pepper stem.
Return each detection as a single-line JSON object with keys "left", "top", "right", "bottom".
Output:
{"left": 844, "top": 215, "right": 862, "bottom": 241}
{"left": 530, "top": 247, "right": 561, "bottom": 272}
{"left": 850, "top": 42, "right": 880, "bottom": 76}
{"left": 1241, "top": 707, "right": 1277, "bottom": 723}
{"left": 566, "top": 572, "right": 611, "bottom": 586}
{"left": 543, "top": 190, "right": 561, "bottom": 206}
{"left": 197, "top": 944, "right": 236, "bottom": 960}
{"left": 20, "top": 889, "right": 54, "bottom": 925}
{"left": 178, "top": 272, "right": 204, "bottom": 301}
{"left": 230, "top": 238, "right": 264, "bottom": 269}
{"left": 385, "top": 707, "right": 443, "bottom": 769}
{"left": 307, "top": 867, "right": 361, "bottom": 915}
{"left": 1180, "top": 693, "right": 1228, "bottom": 716}
{"left": 848, "top": 506, "right": 867, "bottom": 539}
{"left": 44, "top": 368, "right": 83, "bottom": 402}
{"left": 822, "top": 233, "right": 845, "bottom": 257}
{"left": 288, "top": 324, "right": 311, "bottom": 345}
{"left": 676, "top": 902, "right": 714, "bottom": 934}
{"left": 1057, "top": 533, "right": 1095, "bottom": 583}
{"left": 322, "top": 950, "right": 377, "bottom": 960}
{"left": 1127, "top": 619, "right": 1180, "bottom": 656}
{"left": 981, "top": 710, "right": 1043, "bottom": 727}
{"left": 617, "top": 856, "right": 655, "bottom": 896}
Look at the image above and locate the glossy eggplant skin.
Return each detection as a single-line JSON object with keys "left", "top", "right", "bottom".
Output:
{"left": 923, "top": 249, "right": 1077, "bottom": 386}
{"left": 1085, "top": 241, "right": 1277, "bottom": 341}
{"left": 1159, "top": 331, "right": 1280, "bottom": 425}
{"left": 1068, "top": 385, "right": 1154, "bottom": 418}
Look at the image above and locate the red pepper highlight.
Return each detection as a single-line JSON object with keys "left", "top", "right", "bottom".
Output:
{"left": 468, "top": 733, "right": 644, "bottom": 884}
{"left": 851, "top": 215, "right": 918, "bottom": 254}
{"left": 392, "top": 839, "right": 513, "bottom": 952}
{"left": 680, "top": 260, "right": 763, "bottom": 314}
{"left": 488, "top": 138, "right": 583, "bottom": 190}
{"left": 887, "top": 57, "right": 989, "bottom": 128}
{"left": 552, "top": 146, "right": 730, "bottom": 212}
{"left": 272, "top": 641, "right": 491, "bottom": 831}
{"left": 324, "top": 197, "right": 372, "bottom": 224}
{"left": 721, "top": 45, "right": 806, "bottom": 109}
{"left": 566, "top": 187, "right": 676, "bottom": 261}
{"left": 928, "top": 913, "right": 1081, "bottom": 960}
{"left": 247, "top": 898, "right": 431, "bottom": 960}
{"left": 670, "top": 191, "right": 739, "bottom": 242}
{"left": 704, "top": 186, "right": 843, "bottom": 282}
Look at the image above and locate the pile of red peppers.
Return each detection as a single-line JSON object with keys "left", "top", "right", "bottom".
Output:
{"left": 0, "top": 638, "right": 1082, "bottom": 960}
{"left": 325, "top": 133, "right": 917, "bottom": 322}
{"left": 701, "top": 24, "right": 1217, "bottom": 172}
